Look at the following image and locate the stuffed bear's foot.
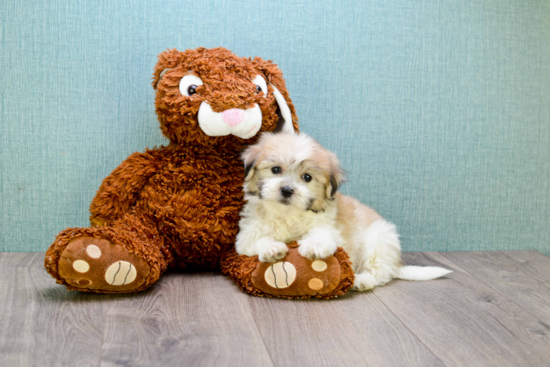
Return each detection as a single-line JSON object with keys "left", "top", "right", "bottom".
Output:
{"left": 45, "top": 219, "right": 169, "bottom": 294}
{"left": 221, "top": 242, "right": 355, "bottom": 299}
{"left": 53, "top": 236, "right": 151, "bottom": 293}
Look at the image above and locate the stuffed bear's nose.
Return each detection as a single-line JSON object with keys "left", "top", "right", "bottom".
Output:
{"left": 221, "top": 108, "right": 245, "bottom": 127}
{"left": 281, "top": 186, "right": 294, "bottom": 198}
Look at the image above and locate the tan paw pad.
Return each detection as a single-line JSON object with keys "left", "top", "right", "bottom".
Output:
{"left": 308, "top": 278, "right": 324, "bottom": 290}
{"left": 264, "top": 261, "right": 296, "bottom": 289}
{"left": 86, "top": 244, "right": 102, "bottom": 258}
{"left": 311, "top": 260, "right": 327, "bottom": 272}
{"left": 105, "top": 261, "right": 137, "bottom": 286}
{"left": 73, "top": 260, "right": 90, "bottom": 273}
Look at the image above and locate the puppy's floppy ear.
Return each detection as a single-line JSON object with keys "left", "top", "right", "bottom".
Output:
{"left": 326, "top": 152, "right": 346, "bottom": 199}
{"left": 152, "top": 49, "right": 185, "bottom": 89}
{"left": 252, "top": 57, "right": 299, "bottom": 134}
{"left": 241, "top": 143, "right": 263, "bottom": 181}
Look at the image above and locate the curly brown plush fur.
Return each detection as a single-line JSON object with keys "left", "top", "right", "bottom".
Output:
{"left": 44, "top": 47, "right": 353, "bottom": 298}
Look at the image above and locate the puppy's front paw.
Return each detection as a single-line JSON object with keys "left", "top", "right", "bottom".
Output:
{"left": 298, "top": 236, "right": 337, "bottom": 260}
{"left": 258, "top": 241, "right": 289, "bottom": 263}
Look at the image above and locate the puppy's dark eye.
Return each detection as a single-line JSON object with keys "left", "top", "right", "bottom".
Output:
{"left": 188, "top": 85, "right": 197, "bottom": 95}
{"left": 271, "top": 166, "right": 282, "bottom": 174}
{"left": 255, "top": 85, "right": 262, "bottom": 93}
{"left": 302, "top": 173, "right": 312, "bottom": 182}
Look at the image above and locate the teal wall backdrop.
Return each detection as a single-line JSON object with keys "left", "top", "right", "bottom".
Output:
{"left": 1, "top": 1, "right": 549, "bottom": 254}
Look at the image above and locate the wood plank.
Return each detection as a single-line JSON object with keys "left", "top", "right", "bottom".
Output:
{"left": 440, "top": 251, "right": 550, "bottom": 325}
{"left": 99, "top": 272, "right": 273, "bottom": 367}
{"left": 248, "top": 292, "right": 444, "bottom": 367}
{"left": 504, "top": 250, "right": 550, "bottom": 283}
{"left": 372, "top": 252, "right": 550, "bottom": 367}
{"left": 0, "top": 253, "right": 107, "bottom": 367}
{"left": 0, "top": 252, "right": 42, "bottom": 268}
{"left": 4, "top": 251, "right": 550, "bottom": 367}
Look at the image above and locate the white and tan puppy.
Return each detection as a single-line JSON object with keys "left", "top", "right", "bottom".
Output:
{"left": 236, "top": 132, "right": 451, "bottom": 291}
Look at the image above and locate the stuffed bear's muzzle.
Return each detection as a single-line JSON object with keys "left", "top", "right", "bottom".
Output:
{"left": 198, "top": 102, "right": 263, "bottom": 139}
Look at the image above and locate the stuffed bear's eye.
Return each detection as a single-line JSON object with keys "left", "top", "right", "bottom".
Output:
{"left": 302, "top": 173, "right": 312, "bottom": 182}
{"left": 271, "top": 166, "right": 282, "bottom": 174}
{"left": 252, "top": 75, "right": 268, "bottom": 98}
{"left": 179, "top": 74, "right": 204, "bottom": 97}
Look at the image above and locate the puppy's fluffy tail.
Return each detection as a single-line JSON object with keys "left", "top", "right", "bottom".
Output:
{"left": 396, "top": 266, "right": 452, "bottom": 281}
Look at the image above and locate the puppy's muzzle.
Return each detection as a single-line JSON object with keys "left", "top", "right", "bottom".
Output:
{"left": 281, "top": 186, "right": 294, "bottom": 198}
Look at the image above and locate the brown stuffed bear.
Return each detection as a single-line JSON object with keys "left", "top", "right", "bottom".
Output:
{"left": 44, "top": 47, "right": 354, "bottom": 299}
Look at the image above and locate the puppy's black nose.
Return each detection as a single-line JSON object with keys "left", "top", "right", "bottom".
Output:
{"left": 281, "top": 186, "right": 294, "bottom": 198}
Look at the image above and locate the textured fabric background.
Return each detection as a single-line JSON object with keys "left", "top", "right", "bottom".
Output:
{"left": 1, "top": 0, "right": 549, "bottom": 254}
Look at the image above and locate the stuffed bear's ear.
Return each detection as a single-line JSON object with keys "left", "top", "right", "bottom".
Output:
{"left": 252, "top": 57, "right": 299, "bottom": 134}
{"left": 152, "top": 49, "right": 185, "bottom": 90}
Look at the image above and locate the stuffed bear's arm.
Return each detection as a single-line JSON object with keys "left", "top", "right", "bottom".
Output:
{"left": 89, "top": 149, "right": 162, "bottom": 226}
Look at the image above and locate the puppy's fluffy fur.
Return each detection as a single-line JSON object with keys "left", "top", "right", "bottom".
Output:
{"left": 236, "top": 132, "right": 451, "bottom": 291}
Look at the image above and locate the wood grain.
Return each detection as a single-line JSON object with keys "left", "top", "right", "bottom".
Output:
{"left": 372, "top": 252, "right": 550, "bottom": 367}
{"left": 0, "top": 253, "right": 107, "bottom": 367}
{"left": 99, "top": 272, "right": 273, "bottom": 367}
{"left": 248, "top": 293, "right": 444, "bottom": 367}
{"left": 441, "top": 251, "right": 550, "bottom": 325}
{"left": 504, "top": 250, "right": 550, "bottom": 283}
{"left": 2, "top": 251, "right": 550, "bottom": 367}
{"left": 0, "top": 252, "right": 42, "bottom": 268}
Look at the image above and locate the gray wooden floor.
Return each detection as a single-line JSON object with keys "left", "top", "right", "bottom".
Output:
{"left": 2, "top": 251, "right": 550, "bottom": 367}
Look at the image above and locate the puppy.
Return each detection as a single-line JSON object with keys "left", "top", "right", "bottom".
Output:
{"left": 236, "top": 132, "right": 451, "bottom": 291}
